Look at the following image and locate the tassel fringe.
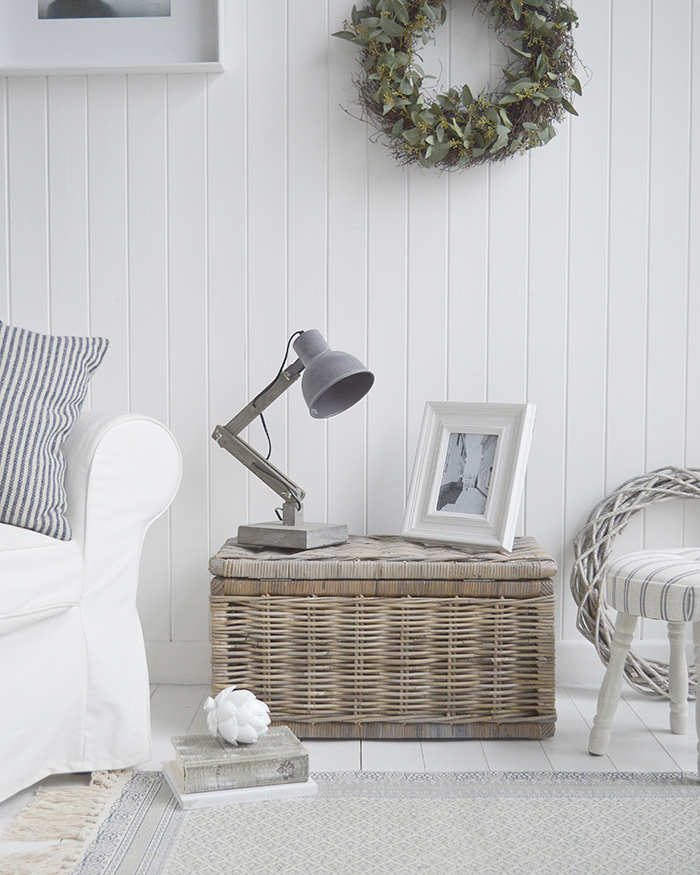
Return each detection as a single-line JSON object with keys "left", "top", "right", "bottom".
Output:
{"left": 0, "top": 771, "right": 129, "bottom": 875}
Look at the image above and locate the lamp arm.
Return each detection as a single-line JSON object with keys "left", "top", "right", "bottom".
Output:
{"left": 223, "top": 358, "right": 304, "bottom": 436}
{"left": 212, "top": 426, "right": 306, "bottom": 506}
{"left": 212, "top": 357, "right": 307, "bottom": 506}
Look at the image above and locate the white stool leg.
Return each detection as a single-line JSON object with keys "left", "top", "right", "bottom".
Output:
{"left": 693, "top": 622, "right": 700, "bottom": 777}
{"left": 667, "top": 621, "right": 689, "bottom": 735}
{"left": 589, "top": 612, "right": 638, "bottom": 756}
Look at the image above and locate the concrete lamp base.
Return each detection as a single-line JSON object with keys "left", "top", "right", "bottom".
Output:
{"left": 237, "top": 521, "right": 349, "bottom": 551}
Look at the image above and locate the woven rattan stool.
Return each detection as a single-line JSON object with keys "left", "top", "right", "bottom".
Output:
{"left": 589, "top": 548, "right": 700, "bottom": 775}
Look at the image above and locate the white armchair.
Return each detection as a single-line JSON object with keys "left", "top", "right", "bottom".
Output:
{"left": 0, "top": 411, "right": 181, "bottom": 803}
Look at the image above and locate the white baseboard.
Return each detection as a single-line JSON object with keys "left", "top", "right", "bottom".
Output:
{"left": 556, "top": 638, "right": 692, "bottom": 687}
{"left": 555, "top": 641, "right": 608, "bottom": 686}
{"left": 146, "top": 641, "right": 212, "bottom": 685}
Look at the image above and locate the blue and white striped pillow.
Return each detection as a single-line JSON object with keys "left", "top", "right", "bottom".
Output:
{"left": 0, "top": 322, "right": 109, "bottom": 540}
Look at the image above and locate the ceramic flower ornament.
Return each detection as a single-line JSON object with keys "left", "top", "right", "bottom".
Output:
{"left": 204, "top": 686, "right": 271, "bottom": 745}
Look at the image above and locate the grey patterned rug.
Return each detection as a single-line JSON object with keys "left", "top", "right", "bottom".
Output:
{"left": 5, "top": 770, "right": 700, "bottom": 875}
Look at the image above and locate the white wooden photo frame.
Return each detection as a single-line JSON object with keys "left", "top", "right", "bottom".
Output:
{"left": 0, "top": 0, "right": 223, "bottom": 75}
{"left": 401, "top": 401, "right": 537, "bottom": 553}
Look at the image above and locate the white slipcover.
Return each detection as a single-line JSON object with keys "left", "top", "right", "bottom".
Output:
{"left": 0, "top": 411, "right": 181, "bottom": 803}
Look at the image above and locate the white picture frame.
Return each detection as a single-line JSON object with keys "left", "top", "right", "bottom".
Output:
{"left": 401, "top": 401, "right": 537, "bottom": 553}
{"left": 0, "top": 0, "right": 223, "bottom": 76}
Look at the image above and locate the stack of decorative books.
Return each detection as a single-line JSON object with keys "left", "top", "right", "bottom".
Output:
{"left": 162, "top": 726, "right": 317, "bottom": 809}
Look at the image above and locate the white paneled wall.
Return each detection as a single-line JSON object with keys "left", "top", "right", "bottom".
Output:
{"left": 1, "top": 0, "right": 699, "bottom": 683}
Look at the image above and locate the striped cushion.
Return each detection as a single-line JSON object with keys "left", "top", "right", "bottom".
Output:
{"left": 605, "top": 548, "right": 700, "bottom": 622}
{"left": 0, "top": 322, "right": 108, "bottom": 540}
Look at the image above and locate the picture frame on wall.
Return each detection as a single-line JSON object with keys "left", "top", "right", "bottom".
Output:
{"left": 401, "top": 401, "right": 537, "bottom": 553}
{"left": 0, "top": 0, "right": 223, "bottom": 76}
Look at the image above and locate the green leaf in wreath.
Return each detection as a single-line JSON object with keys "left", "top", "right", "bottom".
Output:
{"left": 567, "top": 74, "right": 583, "bottom": 96}
{"left": 381, "top": 17, "right": 406, "bottom": 38}
{"left": 561, "top": 98, "right": 578, "bottom": 115}
{"left": 402, "top": 127, "right": 423, "bottom": 146}
{"left": 392, "top": 1, "right": 410, "bottom": 25}
{"left": 425, "top": 140, "right": 452, "bottom": 163}
{"left": 508, "top": 46, "right": 533, "bottom": 59}
{"left": 543, "top": 86, "right": 563, "bottom": 99}
{"left": 508, "top": 78, "right": 535, "bottom": 94}
{"left": 557, "top": 7, "right": 579, "bottom": 25}
{"left": 509, "top": 132, "right": 524, "bottom": 152}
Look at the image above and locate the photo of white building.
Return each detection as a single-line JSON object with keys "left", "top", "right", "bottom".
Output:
{"left": 437, "top": 432, "right": 498, "bottom": 515}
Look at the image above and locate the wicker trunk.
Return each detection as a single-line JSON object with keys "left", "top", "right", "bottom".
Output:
{"left": 210, "top": 535, "right": 557, "bottom": 740}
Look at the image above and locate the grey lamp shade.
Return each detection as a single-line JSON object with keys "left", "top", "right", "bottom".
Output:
{"left": 293, "top": 330, "right": 374, "bottom": 419}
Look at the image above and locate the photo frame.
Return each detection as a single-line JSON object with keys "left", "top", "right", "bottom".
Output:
{"left": 0, "top": 0, "right": 223, "bottom": 76}
{"left": 401, "top": 401, "right": 537, "bottom": 553}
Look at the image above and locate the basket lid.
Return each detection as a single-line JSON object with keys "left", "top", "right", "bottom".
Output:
{"left": 209, "top": 534, "right": 557, "bottom": 582}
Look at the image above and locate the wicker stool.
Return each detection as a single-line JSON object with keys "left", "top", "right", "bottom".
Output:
{"left": 589, "top": 548, "right": 700, "bottom": 774}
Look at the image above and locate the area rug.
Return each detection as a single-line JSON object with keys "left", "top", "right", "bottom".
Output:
{"left": 3, "top": 770, "right": 700, "bottom": 875}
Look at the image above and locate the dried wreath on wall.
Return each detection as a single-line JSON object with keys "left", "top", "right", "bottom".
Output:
{"left": 333, "top": 0, "right": 581, "bottom": 171}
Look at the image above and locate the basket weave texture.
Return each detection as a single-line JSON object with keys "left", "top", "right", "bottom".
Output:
{"left": 210, "top": 535, "right": 557, "bottom": 739}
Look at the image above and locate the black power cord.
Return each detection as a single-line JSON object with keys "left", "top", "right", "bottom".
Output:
{"left": 251, "top": 330, "right": 304, "bottom": 461}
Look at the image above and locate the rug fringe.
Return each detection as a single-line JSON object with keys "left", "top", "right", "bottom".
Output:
{"left": 0, "top": 841, "right": 81, "bottom": 875}
{"left": 0, "top": 770, "right": 129, "bottom": 875}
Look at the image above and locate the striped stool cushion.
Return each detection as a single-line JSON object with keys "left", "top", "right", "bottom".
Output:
{"left": 606, "top": 548, "right": 700, "bottom": 622}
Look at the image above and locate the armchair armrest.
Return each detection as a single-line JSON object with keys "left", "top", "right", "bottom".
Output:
{"left": 61, "top": 411, "right": 182, "bottom": 557}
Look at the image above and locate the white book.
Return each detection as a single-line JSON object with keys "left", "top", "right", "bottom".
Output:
{"left": 161, "top": 761, "right": 318, "bottom": 810}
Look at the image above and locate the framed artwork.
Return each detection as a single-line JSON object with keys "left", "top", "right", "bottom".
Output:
{"left": 401, "top": 401, "right": 537, "bottom": 553}
{"left": 0, "top": 0, "right": 223, "bottom": 75}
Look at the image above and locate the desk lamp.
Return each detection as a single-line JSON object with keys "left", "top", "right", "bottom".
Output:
{"left": 213, "top": 329, "right": 374, "bottom": 550}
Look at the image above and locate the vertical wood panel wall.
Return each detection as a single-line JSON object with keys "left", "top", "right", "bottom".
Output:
{"left": 1, "top": 0, "right": 697, "bottom": 683}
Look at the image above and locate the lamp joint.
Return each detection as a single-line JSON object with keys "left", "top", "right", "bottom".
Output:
{"left": 282, "top": 500, "right": 304, "bottom": 526}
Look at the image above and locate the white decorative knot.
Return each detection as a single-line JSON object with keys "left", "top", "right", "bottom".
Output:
{"left": 204, "top": 686, "right": 271, "bottom": 745}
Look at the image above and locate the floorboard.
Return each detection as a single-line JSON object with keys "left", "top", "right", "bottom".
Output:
{"left": 3, "top": 684, "right": 698, "bottom": 835}
{"left": 542, "top": 687, "right": 616, "bottom": 772}
{"left": 303, "top": 741, "right": 362, "bottom": 772}
{"left": 361, "top": 740, "right": 425, "bottom": 772}
{"left": 621, "top": 690, "right": 699, "bottom": 773}
{"left": 421, "top": 740, "right": 489, "bottom": 772}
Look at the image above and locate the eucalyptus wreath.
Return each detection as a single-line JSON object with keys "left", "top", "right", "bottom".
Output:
{"left": 333, "top": 0, "right": 581, "bottom": 170}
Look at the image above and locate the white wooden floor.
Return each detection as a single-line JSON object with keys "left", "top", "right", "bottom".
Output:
{"left": 142, "top": 683, "right": 699, "bottom": 774}
{"left": 1, "top": 684, "right": 698, "bottom": 837}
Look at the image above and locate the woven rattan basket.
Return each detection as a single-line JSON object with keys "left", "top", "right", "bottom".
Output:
{"left": 210, "top": 535, "right": 557, "bottom": 739}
